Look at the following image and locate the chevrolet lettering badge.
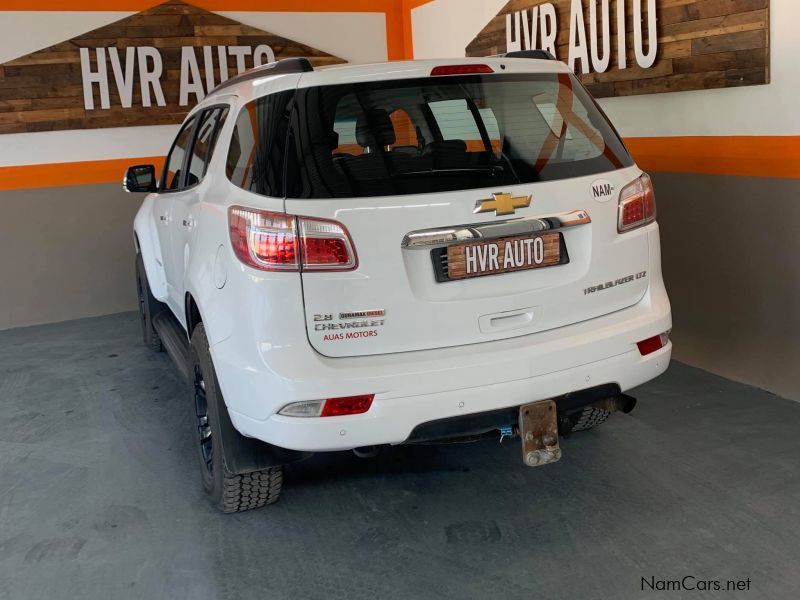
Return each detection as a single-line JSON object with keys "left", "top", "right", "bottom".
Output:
{"left": 474, "top": 193, "right": 532, "bottom": 216}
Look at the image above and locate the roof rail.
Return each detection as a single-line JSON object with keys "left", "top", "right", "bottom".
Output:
{"left": 503, "top": 50, "right": 557, "bottom": 61}
{"left": 209, "top": 57, "right": 314, "bottom": 96}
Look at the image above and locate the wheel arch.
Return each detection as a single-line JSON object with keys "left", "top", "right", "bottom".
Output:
{"left": 191, "top": 322, "right": 311, "bottom": 474}
{"left": 185, "top": 292, "right": 203, "bottom": 338}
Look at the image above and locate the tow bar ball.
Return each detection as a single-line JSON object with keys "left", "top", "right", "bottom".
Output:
{"left": 519, "top": 399, "right": 562, "bottom": 468}
{"left": 524, "top": 431, "right": 561, "bottom": 466}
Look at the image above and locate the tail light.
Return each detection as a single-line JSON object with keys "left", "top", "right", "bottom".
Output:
{"left": 618, "top": 173, "right": 656, "bottom": 233}
{"left": 229, "top": 206, "right": 357, "bottom": 272}
{"left": 431, "top": 64, "right": 494, "bottom": 76}
{"left": 228, "top": 207, "right": 298, "bottom": 270}
{"left": 299, "top": 217, "right": 358, "bottom": 271}
{"left": 278, "top": 395, "right": 375, "bottom": 418}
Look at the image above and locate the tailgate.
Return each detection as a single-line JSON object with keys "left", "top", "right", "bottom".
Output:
{"left": 290, "top": 168, "right": 649, "bottom": 358}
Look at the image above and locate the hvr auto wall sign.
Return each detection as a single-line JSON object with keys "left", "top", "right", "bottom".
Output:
{"left": 466, "top": 0, "right": 770, "bottom": 98}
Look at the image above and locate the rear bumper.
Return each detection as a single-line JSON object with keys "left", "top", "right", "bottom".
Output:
{"left": 218, "top": 276, "right": 672, "bottom": 452}
{"left": 231, "top": 343, "right": 670, "bottom": 451}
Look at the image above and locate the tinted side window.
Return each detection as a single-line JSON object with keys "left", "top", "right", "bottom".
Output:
{"left": 162, "top": 117, "right": 196, "bottom": 191}
{"left": 186, "top": 107, "right": 229, "bottom": 187}
{"left": 226, "top": 90, "right": 294, "bottom": 197}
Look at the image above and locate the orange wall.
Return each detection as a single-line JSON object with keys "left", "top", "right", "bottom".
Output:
{"left": 3, "top": 136, "right": 799, "bottom": 191}
{"left": 628, "top": 136, "right": 800, "bottom": 180}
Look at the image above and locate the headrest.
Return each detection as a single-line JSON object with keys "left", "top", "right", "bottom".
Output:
{"left": 327, "top": 130, "right": 339, "bottom": 149}
{"left": 315, "top": 129, "right": 338, "bottom": 151}
{"left": 423, "top": 139, "right": 467, "bottom": 155}
{"left": 356, "top": 109, "right": 396, "bottom": 148}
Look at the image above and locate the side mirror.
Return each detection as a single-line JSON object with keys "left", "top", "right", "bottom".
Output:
{"left": 123, "top": 164, "right": 157, "bottom": 193}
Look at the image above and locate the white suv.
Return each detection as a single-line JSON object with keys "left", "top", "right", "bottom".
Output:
{"left": 127, "top": 55, "right": 672, "bottom": 512}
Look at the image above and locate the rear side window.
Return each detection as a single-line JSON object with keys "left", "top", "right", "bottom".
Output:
{"left": 226, "top": 90, "right": 295, "bottom": 198}
{"left": 186, "top": 106, "right": 229, "bottom": 187}
{"left": 161, "top": 117, "right": 196, "bottom": 191}
{"left": 283, "top": 73, "right": 632, "bottom": 199}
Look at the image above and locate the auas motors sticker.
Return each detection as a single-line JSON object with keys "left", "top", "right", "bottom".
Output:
{"left": 313, "top": 310, "right": 386, "bottom": 341}
{"left": 591, "top": 179, "right": 615, "bottom": 202}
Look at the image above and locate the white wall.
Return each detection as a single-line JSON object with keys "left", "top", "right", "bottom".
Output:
{"left": 412, "top": 0, "right": 800, "bottom": 137}
{"left": 411, "top": 0, "right": 507, "bottom": 62}
{"left": 218, "top": 12, "right": 386, "bottom": 65}
{"left": 0, "top": 12, "right": 130, "bottom": 64}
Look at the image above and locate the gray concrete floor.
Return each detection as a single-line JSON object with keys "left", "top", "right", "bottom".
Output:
{"left": 0, "top": 312, "right": 798, "bottom": 600}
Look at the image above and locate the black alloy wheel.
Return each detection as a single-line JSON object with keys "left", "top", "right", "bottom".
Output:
{"left": 193, "top": 362, "right": 214, "bottom": 480}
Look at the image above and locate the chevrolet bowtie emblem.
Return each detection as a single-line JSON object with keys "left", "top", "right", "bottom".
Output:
{"left": 474, "top": 193, "right": 532, "bottom": 216}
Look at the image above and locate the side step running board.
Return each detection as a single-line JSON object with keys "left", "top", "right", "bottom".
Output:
{"left": 152, "top": 311, "right": 191, "bottom": 382}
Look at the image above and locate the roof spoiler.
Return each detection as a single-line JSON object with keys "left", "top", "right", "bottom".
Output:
{"left": 501, "top": 50, "right": 557, "bottom": 61}
{"left": 209, "top": 57, "right": 314, "bottom": 96}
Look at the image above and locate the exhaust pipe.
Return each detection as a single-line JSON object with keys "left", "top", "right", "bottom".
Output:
{"left": 614, "top": 394, "right": 637, "bottom": 414}
{"left": 352, "top": 446, "right": 380, "bottom": 458}
{"left": 589, "top": 394, "right": 638, "bottom": 414}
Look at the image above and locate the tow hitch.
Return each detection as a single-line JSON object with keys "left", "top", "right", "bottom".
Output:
{"left": 519, "top": 399, "right": 561, "bottom": 467}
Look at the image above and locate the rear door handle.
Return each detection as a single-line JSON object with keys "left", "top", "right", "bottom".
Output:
{"left": 479, "top": 307, "right": 538, "bottom": 333}
{"left": 489, "top": 311, "right": 533, "bottom": 329}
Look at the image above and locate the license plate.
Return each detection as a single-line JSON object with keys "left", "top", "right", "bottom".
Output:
{"left": 444, "top": 232, "right": 563, "bottom": 280}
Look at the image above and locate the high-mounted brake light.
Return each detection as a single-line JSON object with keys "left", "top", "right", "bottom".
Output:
{"left": 278, "top": 395, "right": 375, "bottom": 418}
{"left": 430, "top": 64, "right": 494, "bottom": 76}
{"left": 228, "top": 206, "right": 357, "bottom": 272}
{"left": 618, "top": 173, "right": 656, "bottom": 233}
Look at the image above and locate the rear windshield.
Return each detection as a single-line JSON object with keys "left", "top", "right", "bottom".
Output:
{"left": 227, "top": 74, "right": 633, "bottom": 198}
{"left": 229, "top": 73, "right": 633, "bottom": 199}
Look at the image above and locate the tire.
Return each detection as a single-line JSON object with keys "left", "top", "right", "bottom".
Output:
{"left": 190, "top": 323, "right": 283, "bottom": 512}
{"left": 570, "top": 406, "right": 612, "bottom": 432}
{"left": 135, "top": 254, "right": 164, "bottom": 352}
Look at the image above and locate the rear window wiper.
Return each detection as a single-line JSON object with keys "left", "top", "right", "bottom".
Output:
{"left": 397, "top": 166, "right": 506, "bottom": 177}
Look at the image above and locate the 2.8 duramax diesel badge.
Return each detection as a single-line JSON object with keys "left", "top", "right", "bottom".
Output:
{"left": 127, "top": 54, "right": 672, "bottom": 512}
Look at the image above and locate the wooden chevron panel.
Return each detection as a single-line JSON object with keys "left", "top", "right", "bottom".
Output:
{"left": 0, "top": 0, "right": 346, "bottom": 133}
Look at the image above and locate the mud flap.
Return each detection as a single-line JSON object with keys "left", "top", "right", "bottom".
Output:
{"left": 519, "top": 399, "right": 562, "bottom": 467}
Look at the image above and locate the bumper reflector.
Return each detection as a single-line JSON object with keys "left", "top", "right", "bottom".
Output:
{"left": 321, "top": 395, "right": 374, "bottom": 417}
{"left": 279, "top": 395, "right": 374, "bottom": 418}
{"left": 637, "top": 332, "right": 670, "bottom": 356}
